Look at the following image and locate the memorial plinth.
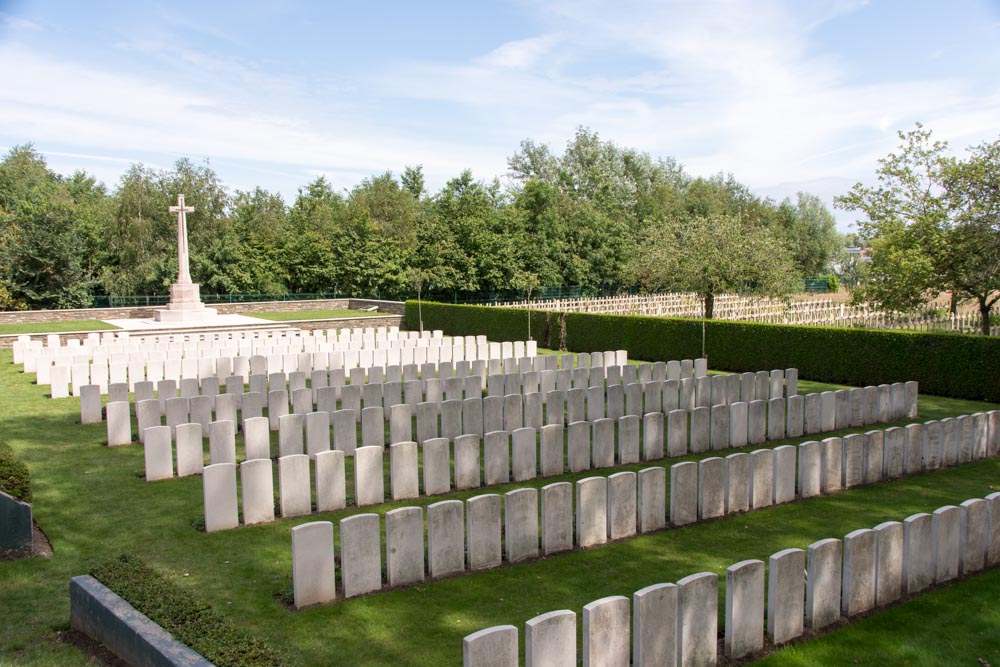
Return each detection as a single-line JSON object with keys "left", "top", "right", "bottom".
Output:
{"left": 155, "top": 194, "right": 217, "bottom": 323}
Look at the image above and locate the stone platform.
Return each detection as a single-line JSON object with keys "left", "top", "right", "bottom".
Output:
{"left": 104, "top": 314, "right": 269, "bottom": 332}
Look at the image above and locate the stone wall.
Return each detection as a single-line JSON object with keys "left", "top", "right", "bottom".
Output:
{"left": 0, "top": 298, "right": 405, "bottom": 324}
{"left": 70, "top": 575, "right": 212, "bottom": 666}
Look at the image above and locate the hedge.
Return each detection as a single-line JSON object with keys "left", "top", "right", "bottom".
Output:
{"left": 0, "top": 442, "right": 31, "bottom": 503}
{"left": 91, "top": 553, "right": 279, "bottom": 667}
{"left": 405, "top": 301, "right": 1000, "bottom": 402}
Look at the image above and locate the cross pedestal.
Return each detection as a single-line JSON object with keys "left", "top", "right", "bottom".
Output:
{"left": 154, "top": 194, "right": 218, "bottom": 322}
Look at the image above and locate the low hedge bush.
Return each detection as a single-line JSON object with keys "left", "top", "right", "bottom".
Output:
{"left": 0, "top": 442, "right": 31, "bottom": 502}
{"left": 91, "top": 553, "right": 279, "bottom": 667}
{"left": 406, "top": 301, "right": 1000, "bottom": 402}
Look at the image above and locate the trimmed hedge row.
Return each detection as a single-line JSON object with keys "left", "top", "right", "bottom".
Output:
{"left": 0, "top": 442, "right": 31, "bottom": 503}
{"left": 405, "top": 301, "right": 1000, "bottom": 402}
{"left": 91, "top": 553, "right": 279, "bottom": 667}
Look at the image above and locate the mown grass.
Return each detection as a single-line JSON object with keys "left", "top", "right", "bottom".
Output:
{"left": 0, "top": 320, "right": 118, "bottom": 335}
{"left": 246, "top": 309, "right": 381, "bottom": 321}
{"left": 0, "top": 347, "right": 997, "bottom": 666}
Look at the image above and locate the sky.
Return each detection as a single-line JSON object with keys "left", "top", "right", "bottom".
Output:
{"left": 2, "top": 0, "right": 1000, "bottom": 232}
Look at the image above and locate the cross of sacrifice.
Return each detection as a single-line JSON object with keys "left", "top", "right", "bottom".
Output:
{"left": 169, "top": 194, "right": 195, "bottom": 285}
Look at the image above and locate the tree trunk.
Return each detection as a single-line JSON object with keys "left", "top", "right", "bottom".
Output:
{"left": 950, "top": 292, "right": 959, "bottom": 315}
{"left": 704, "top": 292, "right": 715, "bottom": 319}
{"left": 980, "top": 298, "right": 991, "bottom": 336}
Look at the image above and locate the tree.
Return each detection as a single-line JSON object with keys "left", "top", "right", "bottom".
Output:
{"left": 836, "top": 125, "right": 1000, "bottom": 334}
{"left": 628, "top": 213, "right": 797, "bottom": 320}
{"left": 0, "top": 146, "right": 93, "bottom": 308}
{"left": 777, "top": 192, "right": 842, "bottom": 277}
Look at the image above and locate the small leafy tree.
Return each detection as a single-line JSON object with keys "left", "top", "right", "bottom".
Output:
{"left": 837, "top": 125, "right": 1000, "bottom": 334}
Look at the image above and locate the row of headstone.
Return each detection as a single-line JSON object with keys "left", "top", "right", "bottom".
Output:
{"left": 463, "top": 491, "right": 1000, "bottom": 665}
{"left": 289, "top": 471, "right": 665, "bottom": 607}
{"left": 43, "top": 338, "right": 539, "bottom": 394}
{"left": 226, "top": 409, "right": 999, "bottom": 544}
{"left": 185, "top": 389, "right": 938, "bottom": 511}
{"left": 14, "top": 326, "right": 449, "bottom": 368}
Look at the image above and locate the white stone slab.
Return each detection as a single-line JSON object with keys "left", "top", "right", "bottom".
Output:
{"left": 769, "top": 547, "right": 806, "bottom": 642}
{"left": 467, "top": 494, "right": 502, "bottom": 570}
{"left": 241, "top": 458, "right": 275, "bottom": 525}
{"left": 315, "top": 449, "right": 346, "bottom": 512}
{"left": 725, "top": 559, "right": 765, "bottom": 659}
{"left": 292, "top": 521, "right": 335, "bottom": 609}
{"left": 340, "top": 513, "right": 382, "bottom": 597}
{"left": 203, "top": 462, "right": 238, "bottom": 532}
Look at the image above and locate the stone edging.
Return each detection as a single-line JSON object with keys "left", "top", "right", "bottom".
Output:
{"left": 69, "top": 575, "right": 213, "bottom": 667}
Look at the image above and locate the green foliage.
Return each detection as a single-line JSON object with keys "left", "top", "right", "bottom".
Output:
{"left": 412, "top": 302, "right": 1000, "bottom": 401}
{"left": 0, "top": 442, "right": 31, "bottom": 502}
{"left": 91, "top": 553, "right": 279, "bottom": 667}
{"left": 837, "top": 124, "right": 1000, "bottom": 334}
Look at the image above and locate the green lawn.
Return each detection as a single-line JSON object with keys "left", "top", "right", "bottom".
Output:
{"left": 245, "top": 309, "right": 382, "bottom": 321}
{"left": 0, "top": 320, "right": 118, "bottom": 335}
{"left": 0, "top": 348, "right": 997, "bottom": 666}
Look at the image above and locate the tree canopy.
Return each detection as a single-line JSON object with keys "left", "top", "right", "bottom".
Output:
{"left": 0, "top": 130, "right": 842, "bottom": 311}
{"left": 836, "top": 125, "right": 1000, "bottom": 334}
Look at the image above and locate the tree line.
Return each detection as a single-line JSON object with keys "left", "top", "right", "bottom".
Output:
{"left": 0, "top": 128, "right": 843, "bottom": 311}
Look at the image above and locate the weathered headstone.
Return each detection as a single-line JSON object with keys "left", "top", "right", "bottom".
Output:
{"left": 805, "top": 538, "right": 840, "bottom": 629}
{"left": 340, "top": 513, "right": 382, "bottom": 597}
{"left": 292, "top": 521, "right": 335, "bottom": 609}
{"left": 725, "top": 559, "right": 765, "bottom": 659}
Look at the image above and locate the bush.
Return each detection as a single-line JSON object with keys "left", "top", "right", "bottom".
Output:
{"left": 409, "top": 301, "right": 1000, "bottom": 402}
{"left": 0, "top": 442, "right": 31, "bottom": 502}
{"left": 91, "top": 553, "right": 280, "bottom": 667}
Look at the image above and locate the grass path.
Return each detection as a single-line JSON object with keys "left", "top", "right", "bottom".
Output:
{"left": 0, "top": 320, "right": 118, "bottom": 335}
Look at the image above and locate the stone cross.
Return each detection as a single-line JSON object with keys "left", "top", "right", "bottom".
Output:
{"left": 169, "top": 194, "right": 195, "bottom": 285}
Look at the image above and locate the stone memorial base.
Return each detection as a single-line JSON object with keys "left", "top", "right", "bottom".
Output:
{"left": 154, "top": 283, "right": 217, "bottom": 322}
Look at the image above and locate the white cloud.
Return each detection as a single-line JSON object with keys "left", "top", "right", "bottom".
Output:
{"left": 476, "top": 34, "right": 560, "bottom": 69}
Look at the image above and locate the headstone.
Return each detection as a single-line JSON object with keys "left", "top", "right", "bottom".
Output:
{"left": 209, "top": 419, "right": 236, "bottom": 465}
{"left": 619, "top": 414, "right": 641, "bottom": 465}
{"left": 390, "top": 442, "right": 420, "bottom": 500}
{"left": 422, "top": 438, "right": 451, "bottom": 496}
{"left": 676, "top": 572, "right": 718, "bottom": 667}
{"left": 747, "top": 400, "right": 766, "bottom": 445}
{"left": 203, "top": 462, "right": 238, "bottom": 532}
{"left": 642, "top": 412, "right": 664, "bottom": 461}
{"left": 80, "top": 384, "right": 102, "bottom": 424}
{"left": 106, "top": 401, "right": 131, "bottom": 446}
{"left": 541, "top": 482, "right": 573, "bottom": 555}
{"left": 637, "top": 467, "right": 666, "bottom": 533}
{"left": 361, "top": 406, "right": 384, "bottom": 449}
{"left": 842, "top": 529, "right": 877, "bottom": 616}
{"left": 772, "top": 445, "right": 797, "bottom": 504}
{"left": 666, "top": 409, "right": 688, "bottom": 457}
{"left": 428, "top": 500, "right": 465, "bottom": 578}
{"left": 241, "top": 458, "right": 275, "bottom": 525}
{"left": 386, "top": 507, "right": 425, "bottom": 586}
{"left": 175, "top": 423, "right": 203, "bottom": 477}
{"left": 834, "top": 389, "right": 850, "bottom": 430}
{"left": 314, "top": 450, "right": 346, "bottom": 512}
{"left": 786, "top": 394, "right": 804, "bottom": 438}
{"left": 291, "top": 521, "right": 335, "bottom": 609}
{"left": 797, "top": 440, "right": 821, "bottom": 498}
{"left": 463, "top": 626, "right": 517, "bottom": 667}
{"left": 820, "top": 437, "right": 843, "bottom": 493}
{"left": 455, "top": 434, "right": 481, "bottom": 489}
{"left": 510, "top": 427, "right": 537, "bottom": 482}
{"left": 340, "top": 513, "right": 382, "bottom": 597}
{"left": 484, "top": 431, "right": 511, "bottom": 486}
{"left": 767, "top": 398, "right": 785, "bottom": 442}
{"left": 750, "top": 449, "right": 773, "bottom": 509}
{"left": 268, "top": 389, "right": 289, "bottom": 431}
{"left": 136, "top": 399, "right": 161, "bottom": 444}
{"left": 804, "top": 393, "right": 822, "bottom": 435}
{"left": 567, "top": 421, "right": 590, "bottom": 472}
{"left": 689, "top": 406, "right": 710, "bottom": 454}
{"left": 841, "top": 433, "right": 864, "bottom": 488}
{"left": 932, "top": 505, "right": 961, "bottom": 582}
{"left": 278, "top": 454, "right": 311, "bottom": 518}
{"left": 143, "top": 426, "right": 173, "bottom": 481}
{"left": 724, "top": 453, "right": 751, "bottom": 514}
{"left": 582, "top": 596, "right": 630, "bottom": 667}
{"left": 606, "top": 471, "right": 637, "bottom": 540}
{"left": 874, "top": 520, "right": 903, "bottom": 606}
{"left": 769, "top": 547, "right": 806, "bottom": 642}
{"left": 576, "top": 476, "right": 608, "bottom": 548}
{"left": 354, "top": 446, "right": 385, "bottom": 506}
{"left": 725, "top": 559, "right": 765, "bottom": 659}
{"left": 710, "top": 404, "right": 730, "bottom": 450}
{"left": 862, "top": 430, "right": 884, "bottom": 484}
{"left": 903, "top": 513, "right": 934, "bottom": 594}
{"left": 540, "top": 424, "right": 564, "bottom": 477}
{"left": 467, "top": 494, "right": 502, "bottom": 570}
{"left": 504, "top": 488, "right": 539, "bottom": 563}
{"left": 633, "top": 583, "right": 677, "bottom": 667}
{"left": 986, "top": 492, "right": 1000, "bottom": 567}
{"left": 698, "top": 457, "right": 725, "bottom": 519}
{"left": 525, "top": 610, "right": 576, "bottom": 667}
{"left": 670, "top": 462, "right": 698, "bottom": 526}
{"left": 904, "top": 423, "right": 923, "bottom": 474}
{"left": 805, "top": 537, "right": 841, "bottom": 629}
{"left": 883, "top": 427, "right": 905, "bottom": 478}
{"left": 278, "top": 413, "right": 305, "bottom": 458}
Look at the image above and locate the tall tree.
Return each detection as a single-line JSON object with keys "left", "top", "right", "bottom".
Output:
{"left": 836, "top": 124, "right": 1000, "bottom": 334}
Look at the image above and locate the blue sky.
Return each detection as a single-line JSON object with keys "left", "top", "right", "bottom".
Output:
{"left": 2, "top": 0, "right": 1000, "bottom": 231}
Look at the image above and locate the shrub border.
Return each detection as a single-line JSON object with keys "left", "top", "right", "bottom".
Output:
{"left": 404, "top": 301, "right": 1000, "bottom": 402}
